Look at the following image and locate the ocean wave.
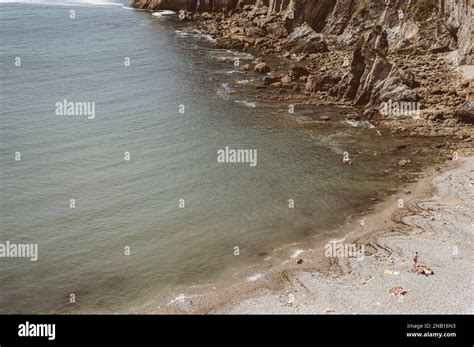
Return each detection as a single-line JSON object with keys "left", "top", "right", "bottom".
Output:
{"left": 216, "top": 83, "right": 235, "bottom": 99}
{"left": 291, "top": 249, "right": 304, "bottom": 259}
{"left": 236, "top": 79, "right": 252, "bottom": 84}
{"left": 152, "top": 10, "right": 176, "bottom": 17}
{"left": 236, "top": 100, "right": 257, "bottom": 108}
{"left": 175, "top": 29, "right": 216, "bottom": 43}
{"left": 344, "top": 119, "right": 376, "bottom": 129}
{"left": 208, "top": 50, "right": 254, "bottom": 61}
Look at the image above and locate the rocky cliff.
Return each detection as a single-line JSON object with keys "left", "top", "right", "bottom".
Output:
{"left": 131, "top": 0, "right": 473, "bottom": 128}
{"left": 131, "top": 0, "right": 472, "bottom": 65}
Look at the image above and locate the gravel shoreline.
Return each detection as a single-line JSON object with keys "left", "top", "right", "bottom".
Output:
{"left": 214, "top": 157, "right": 474, "bottom": 314}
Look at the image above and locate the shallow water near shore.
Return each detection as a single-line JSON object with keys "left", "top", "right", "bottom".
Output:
{"left": 0, "top": 2, "right": 439, "bottom": 313}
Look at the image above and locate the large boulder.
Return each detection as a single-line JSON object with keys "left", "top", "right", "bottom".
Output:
{"left": 371, "top": 68, "right": 420, "bottom": 105}
{"left": 255, "top": 62, "right": 271, "bottom": 73}
{"left": 283, "top": 23, "right": 328, "bottom": 54}
{"left": 306, "top": 74, "right": 341, "bottom": 93}
{"left": 353, "top": 56, "right": 393, "bottom": 105}
{"left": 246, "top": 26, "right": 267, "bottom": 37}
{"left": 454, "top": 101, "right": 474, "bottom": 124}
{"left": 216, "top": 36, "right": 245, "bottom": 50}
{"left": 266, "top": 22, "right": 288, "bottom": 39}
{"left": 288, "top": 65, "right": 309, "bottom": 80}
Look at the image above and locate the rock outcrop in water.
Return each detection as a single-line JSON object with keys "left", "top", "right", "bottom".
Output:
{"left": 131, "top": 0, "right": 474, "bottom": 135}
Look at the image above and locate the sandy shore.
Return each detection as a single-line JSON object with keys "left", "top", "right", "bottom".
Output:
{"left": 134, "top": 156, "right": 473, "bottom": 314}
{"left": 210, "top": 156, "right": 474, "bottom": 314}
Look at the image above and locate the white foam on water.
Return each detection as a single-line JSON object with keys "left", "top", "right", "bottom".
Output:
{"left": 166, "top": 293, "right": 204, "bottom": 306}
{"left": 236, "top": 100, "right": 256, "bottom": 108}
{"left": 344, "top": 119, "right": 376, "bottom": 129}
{"left": 203, "top": 35, "right": 216, "bottom": 43}
{"left": 291, "top": 249, "right": 304, "bottom": 259}
{"left": 152, "top": 10, "right": 176, "bottom": 17}
{"left": 175, "top": 31, "right": 192, "bottom": 37}
{"left": 216, "top": 83, "right": 235, "bottom": 99}
{"left": 175, "top": 29, "right": 215, "bottom": 43}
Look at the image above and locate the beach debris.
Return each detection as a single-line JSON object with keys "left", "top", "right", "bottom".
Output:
{"left": 412, "top": 251, "right": 434, "bottom": 276}
{"left": 384, "top": 269, "right": 400, "bottom": 276}
{"left": 413, "top": 265, "right": 434, "bottom": 276}
{"left": 297, "top": 258, "right": 304, "bottom": 264}
{"left": 323, "top": 308, "right": 335, "bottom": 313}
{"left": 389, "top": 285, "right": 407, "bottom": 296}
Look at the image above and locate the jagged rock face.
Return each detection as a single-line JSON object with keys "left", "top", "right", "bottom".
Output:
{"left": 130, "top": 0, "right": 251, "bottom": 12}
{"left": 130, "top": 0, "right": 472, "bottom": 67}
{"left": 353, "top": 26, "right": 392, "bottom": 105}
{"left": 333, "top": 25, "right": 418, "bottom": 108}
{"left": 443, "top": 0, "right": 472, "bottom": 65}
{"left": 333, "top": 38, "right": 364, "bottom": 100}
{"left": 323, "top": 0, "right": 355, "bottom": 35}
{"left": 283, "top": 23, "right": 328, "bottom": 54}
{"left": 287, "top": 0, "right": 337, "bottom": 32}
